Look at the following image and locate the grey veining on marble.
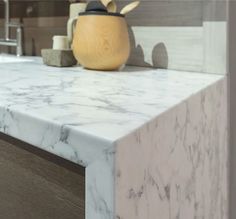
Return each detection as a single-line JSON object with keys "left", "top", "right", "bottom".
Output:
{"left": 115, "top": 78, "right": 228, "bottom": 219}
{"left": 0, "top": 55, "right": 228, "bottom": 219}
{"left": 0, "top": 55, "right": 223, "bottom": 166}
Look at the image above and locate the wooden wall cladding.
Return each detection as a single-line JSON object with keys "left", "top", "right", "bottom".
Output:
{"left": 0, "top": 0, "right": 226, "bottom": 23}
{"left": 0, "top": 0, "right": 228, "bottom": 74}
{"left": 0, "top": 0, "right": 71, "bottom": 18}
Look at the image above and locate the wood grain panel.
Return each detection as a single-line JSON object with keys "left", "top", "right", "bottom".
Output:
{"left": 0, "top": 0, "right": 227, "bottom": 23}
{"left": 128, "top": 26, "right": 204, "bottom": 71}
{"left": 203, "top": 1, "right": 227, "bottom": 22}
{"left": 0, "top": 1, "right": 70, "bottom": 18}
{"left": 203, "top": 22, "right": 227, "bottom": 74}
{"left": 0, "top": 0, "right": 228, "bottom": 74}
{"left": 0, "top": 133, "right": 85, "bottom": 219}
{"left": 121, "top": 1, "right": 203, "bottom": 27}
{"left": 0, "top": 1, "right": 203, "bottom": 26}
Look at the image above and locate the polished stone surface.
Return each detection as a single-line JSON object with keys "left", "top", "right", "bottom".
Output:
{"left": 0, "top": 55, "right": 223, "bottom": 166}
{"left": 115, "top": 78, "right": 228, "bottom": 219}
{"left": 0, "top": 54, "right": 228, "bottom": 219}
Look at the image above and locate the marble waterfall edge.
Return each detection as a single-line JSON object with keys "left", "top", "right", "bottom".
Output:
{"left": 115, "top": 78, "right": 228, "bottom": 219}
{"left": 0, "top": 56, "right": 228, "bottom": 219}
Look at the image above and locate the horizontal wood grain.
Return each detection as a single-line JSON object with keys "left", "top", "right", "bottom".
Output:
{"left": 0, "top": 0, "right": 227, "bottom": 74}
{"left": 0, "top": 1, "right": 70, "bottom": 18}
{"left": 0, "top": 132, "right": 85, "bottom": 219}
{"left": 0, "top": 1, "right": 227, "bottom": 24}
{"left": 121, "top": 1, "right": 203, "bottom": 27}
{"left": 128, "top": 26, "right": 204, "bottom": 71}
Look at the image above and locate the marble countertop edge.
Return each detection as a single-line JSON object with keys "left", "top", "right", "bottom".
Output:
{"left": 112, "top": 75, "right": 225, "bottom": 144}
{"left": 0, "top": 55, "right": 225, "bottom": 166}
{"left": 0, "top": 105, "right": 115, "bottom": 167}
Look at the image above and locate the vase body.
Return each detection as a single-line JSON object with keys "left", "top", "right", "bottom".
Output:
{"left": 72, "top": 14, "right": 130, "bottom": 71}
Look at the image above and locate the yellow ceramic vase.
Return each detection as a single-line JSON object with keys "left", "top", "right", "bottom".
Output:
{"left": 72, "top": 12, "right": 130, "bottom": 71}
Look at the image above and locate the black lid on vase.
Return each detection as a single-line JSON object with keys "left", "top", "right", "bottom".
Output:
{"left": 85, "top": 1, "right": 107, "bottom": 12}
{"left": 80, "top": 1, "right": 124, "bottom": 17}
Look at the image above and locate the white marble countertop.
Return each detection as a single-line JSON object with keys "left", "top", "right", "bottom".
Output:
{"left": 0, "top": 55, "right": 223, "bottom": 166}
